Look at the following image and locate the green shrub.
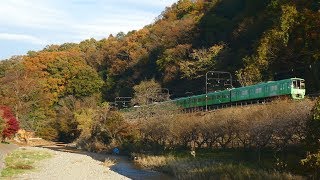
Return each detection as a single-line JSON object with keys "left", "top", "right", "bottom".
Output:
{"left": 1, "top": 148, "right": 52, "bottom": 177}
{"left": 75, "top": 103, "right": 139, "bottom": 154}
{"left": 36, "top": 126, "right": 59, "bottom": 141}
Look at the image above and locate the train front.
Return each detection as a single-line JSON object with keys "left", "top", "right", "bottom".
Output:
{"left": 291, "top": 78, "right": 305, "bottom": 99}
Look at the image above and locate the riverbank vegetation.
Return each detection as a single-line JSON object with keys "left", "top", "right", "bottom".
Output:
{"left": 134, "top": 153, "right": 304, "bottom": 179}
{"left": 125, "top": 98, "right": 317, "bottom": 179}
{"left": 71, "top": 98, "right": 318, "bottom": 178}
{"left": 1, "top": 148, "right": 52, "bottom": 178}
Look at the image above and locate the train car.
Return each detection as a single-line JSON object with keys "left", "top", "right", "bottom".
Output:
{"left": 207, "top": 90, "right": 231, "bottom": 105}
{"left": 230, "top": 78, "right": 305, "bottom": 102}
{"left": 174, "top": 89, "right": 231, "bottom": 109}
{"left": 175, "top": 94, "right": 206, "bottom": 109}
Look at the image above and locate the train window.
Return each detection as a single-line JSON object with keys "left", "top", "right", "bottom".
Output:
{"left": 255, "top": 88, "right": 262, "bottom": 94}
{"left": 241, "top": 90, "right": 248, "bottom": 96}
{"left": 270, "top": 85, "right": 278, "bottom": 91}
{"left": 301, "top": 80, "right": 305, "bottom": 89}
{"left": 293, "top": 80, "right": 305, "bottom": 89}
{"left": 293, "top": 80, "right": 297, "bottom": 89}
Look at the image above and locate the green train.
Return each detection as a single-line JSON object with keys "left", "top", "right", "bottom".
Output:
{"left": 172, "top": 78, "right": 305, "bottom": 110}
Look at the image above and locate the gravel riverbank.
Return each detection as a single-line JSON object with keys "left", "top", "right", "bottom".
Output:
{"left": 16, "top": 147, "right": 130, "bottom": 180}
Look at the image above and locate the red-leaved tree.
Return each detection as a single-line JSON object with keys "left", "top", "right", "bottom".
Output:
{"left": 0, "top": 106, "right": 19, "bottom": 141}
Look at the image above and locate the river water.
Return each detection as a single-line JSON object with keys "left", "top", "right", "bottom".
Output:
{"left": 109, "top": 154, "right": 172, "bottom": 180}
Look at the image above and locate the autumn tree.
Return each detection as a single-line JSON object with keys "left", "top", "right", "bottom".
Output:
{"left": 0, "top": 58, "right": 42, "bottom": 130}
{"left": 18, "top": 51, "right": 103, "bottom": 139}
{"left": 131, "top": 79, "right": 168, "bottom": 106}
{"left": 180, "top": 44, "right": 224, "bottom": 79}
{"left": 0, "top": 106, "right": 19, "bottom": 141}
{"left": 23, "top": 51, "right": 103, "bottom": 100}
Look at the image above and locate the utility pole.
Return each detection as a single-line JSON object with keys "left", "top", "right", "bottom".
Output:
{"left": 205, "top": 71, "right": 233, "bottom": 111}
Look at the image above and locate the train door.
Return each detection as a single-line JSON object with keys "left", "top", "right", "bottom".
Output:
{"left": 265, "top": 85, "right": 268, "bottom": 97}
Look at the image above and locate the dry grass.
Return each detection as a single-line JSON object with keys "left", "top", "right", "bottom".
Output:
{"left": 134, "top": 154, "right": 305, "bottom": 179}
{"left": 173, "top": 162, "right": 305, "bottom": 180}
{"left": 133, "top": 154, "right": 176, "bottom": 175}
{"left": 133, "top": 99, "right": 315, "bottom": 151}
{"left": 102, "top": 158, "right": 117, "bottom": 167}
{"left": 134, "top": 154, "right": 175, "bottom": 168}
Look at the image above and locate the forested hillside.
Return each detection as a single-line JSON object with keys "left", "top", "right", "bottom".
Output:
{"left": 0, "top": 0, "right": 320, "bottom": 138}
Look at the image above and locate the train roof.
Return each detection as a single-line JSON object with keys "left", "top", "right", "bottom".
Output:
{"left": 232, "top": 78, "right": 305, "bottom": 90}
{"left": 265, "top": 78, "right": 304, "bottom": 82}
{"left": 289, "top": 78, "right": 305, "bottom": 80}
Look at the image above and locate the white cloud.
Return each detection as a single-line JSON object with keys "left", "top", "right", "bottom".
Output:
{"left": 0, "top": 0, "right": 178, "bottom": 58}
{"left": 0, "top": 0, "right": 66, "bottom": 29}
{"left": 115, "top": 0, "right": 177, "bottom": 7}
{"left": 0, "top": 33, "right": 47, "bottom": 45}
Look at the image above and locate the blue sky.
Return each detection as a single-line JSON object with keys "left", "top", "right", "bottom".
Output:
{"left": 0, "top": 0, "right": 177, "bottom": 60}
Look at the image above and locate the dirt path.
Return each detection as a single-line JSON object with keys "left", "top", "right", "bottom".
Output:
{"left": 16, "top": 145, "right": 171, "bottom": 180}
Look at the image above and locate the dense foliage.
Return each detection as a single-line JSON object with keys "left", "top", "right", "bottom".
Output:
{"left": 301, "top": 98, "right": 320, "bottom": 178}
{"left": 306, "top": 98, "right": 320, "bottom": 151}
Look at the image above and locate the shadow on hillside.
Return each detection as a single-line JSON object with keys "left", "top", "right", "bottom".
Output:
{"left": 37, "top": 143, "right": 171, "bottom": 180}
